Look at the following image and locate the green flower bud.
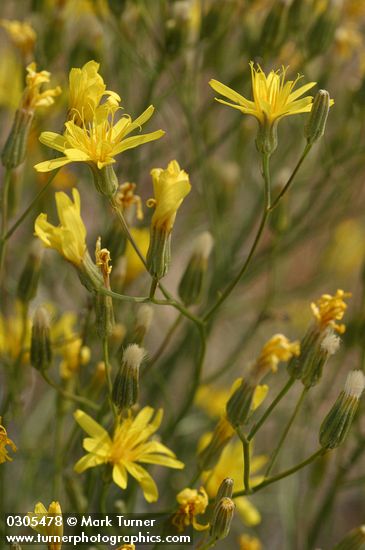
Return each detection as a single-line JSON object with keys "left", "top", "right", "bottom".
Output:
{"left": 305, "top": 90, "right": 331, "bottom": 145}
{"left": 17, "top": 240, "right": 43, "bottom": 304}
{"left": 146, "top": 226, "right": 171, "bottom": 280}
{"left": 213, "top": 478, "right": 234, "bottom": 509}
{"left": 320, "top": 370, "right": 365, "bottom": 449}
{"left": 333, "top": 525, "right": 365, "bottom": 550}
{"left": 178, "top": 231, "right": 214, "bottom": 306}
{"left": 94, "top": 293, "right": 114, "bottom": 339}
{"left": 112, "top": 344, "right": 146, "bottom": 412}
{"left": 209, "top": 497, "right": 235, "bottom": 541}
{"left": 30, "top": 306, "right": 52, "bottom": 372}
{"left": 226, "top": 379, "right": 256, "bottom": 428}
{"left": 2, "top": 108, "right": 33, "bottom": 169}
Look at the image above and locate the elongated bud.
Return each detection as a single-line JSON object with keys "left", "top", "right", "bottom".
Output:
{"left": 212, "top": 479, "right": 234, "bottom": 516}
{"left": 305, "top": 90, "right": 331, "bottom": 145}
{"left": 89, "top": 164, "right": 118, "bottom": 198}
{"left": 198, "top": 417, "right": 234, "bottom": 471}
{"left": 17, "top": 240, "right": 43, "bottom": 303}
{"left": 209, "top": 497, "right": 235, "bottom": 541}
{"left": 94, "top": 293, "right": 114, "bottom": 339}
{"left": 133, "top": 305, "right": 154, "bottom": 345}
{"left": 146, "top": 226, "right": 171, "bottom": 280}
{"left": 178, "top": 231, "right": 214, "bottom": 306}
{"left": 112, "top": 344, "right": 146, "bottom": 411}
{"left": 333, "top": 525, "right": 365, "bottom": 550}
{"left": 289, "top": 328, "right": 340, "bottom": 388}
{"left": 320, "top": 370, "right": 365, "bottom": 449}
{"left": 226, "top": 379, "right": 255, "bottom": 428}
{"left": 2, "top": 108, "right": 33, "bottom": 168}
{"left": 30, "top": 306, "right": 52, "bottom": 371}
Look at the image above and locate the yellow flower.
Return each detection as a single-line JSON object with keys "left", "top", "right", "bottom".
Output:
{"left": 239, "top": 534, "right": 262, "bottom": 550}
{"left": 29, "top": 501, "right": 63, "bottom": 550}
{"left": 311, "top": 289, "right": 351, "bottom": 334}
{"left": 124, "top": 228, "right": 150, "bottom": 284}
{"left": 68, "top": 60, "right": 120, "bottom": 124}
{"left": 254, "top": 334, "right": 300, "bottom": 379}
{"left": 202, "top": 440, "right": 267, "bottom": 526}
{"left": 0, "top": 19, "right": 36, "bottom": 57}
{"left": 34, "top": 101, "right": 164, "bottom": 172}
{"left": 117, "top": 545, "right": 135, "bottom": 550}
{"left": 34, "top": 188, "right": 87, "bottom": 266}
{"left": 21, "top": 63, "right": 61, "bottom": 113}
{"left": 0, "top": 419, "right": 17, "bottom": 464}
{"left": 73, "top": 407, "right": 184, "bottom": 502}
{"left": 172, "top": 487, "right": 209, "bottom": 532}
{"left": 210, "top": 63, "right": 316, "bottom": 126}
{"left": 147, "top": 160, "right": 191, "bottom": 232}
{"left": 196, "top": 380, "right": 268, "bottom": 419}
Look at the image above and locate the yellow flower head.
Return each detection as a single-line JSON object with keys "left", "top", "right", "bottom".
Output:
{"left": 172, "top": 487, "right": 209, "bottom": 532}
{"left": 29, "top": 501, "right": 63, "bottom": 550}
{"left": 117, "top": 545, "right": 135, "bottom": 550}
{"left": 21, "top": 63, "right": 61, "bottom": 113}
{"left": 34, "top": 101, "right": 164, "bottom": 172}
{"left": 254, "top": 333, "right": 300, "bottom": 378}
{"left": 239, "top": 534, "right": 262, "bottom": 550}
{"left": 68, "top": 60, "right": 120, "bottom": 124}
{"left": 210, "top": 63, "right": 317, "bottom": 126}
{"left": 73, "top": 407, "right": 184, "bottom": 502}
{"left": 311, "top": 289, "right": 351, "bottom": 334}
{"left": 147, "top": 160, "right": 191, "bottom": 232}
{"left": 34, "top": 188, "right": 87, "bottom": 266}
{"left": 0, "top": 19, "right": 36, "bottom": 56}
{"left": 0, "top": 419, "right": 17, "bottom": 464}
{"left": 116, "top": 182, "right": 144, "bottom": 221}
{"left": 202, "top": 440, "right": 267, "bottom": 526}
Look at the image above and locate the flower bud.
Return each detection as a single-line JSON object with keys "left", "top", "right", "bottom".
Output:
{"left": 133, "top": 304, "right": 154, "bottom": 345}
{"left": 209, "top": 497, "right": 235, "bottom": 541}
{"left": 304, "top": 90, "right": 331, "bottom": 145}
{"left": 333, "top": 525, "right": 365, "bottom": 550}
{"left": 30, "top": 306, "right": 52, "bottom": 372}
{"left": 198, "top": 417, "right": 234, "bottom": 471}
{"left": 211, "top": 479, "right": 234, "bottom": 521}
{"left": 146, "top": 226, "right": 171, "bottom": 280}
{"left": 320, "top": 370, "right": 365, "bottom": 449}
{"left": 94, "top": 293, "right": 114, "bottom": 339}
{"left": 112, "top": 344, "right": 146, "bottom": 411}
{"left": 178, "top": 231, "right": 214, "bottom": 306}
{"left": 226, "top": 379, "right": 256, "bottom": 428}
{"left": 2, "top": 108, "right": 33, "bottom": 168}
{"left": 17, "top": 240, "right": 43, "bottom": 303}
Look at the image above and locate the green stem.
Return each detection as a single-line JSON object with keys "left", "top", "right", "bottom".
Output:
{"left": 265, "top": 386, "right": 308, "bottom": 476}
{"left": 237, "top": 427, "right": 251, "bottom": 493}
{"left": 41, "top": 372, "right": 99, "bottom": 410}
{"left": 0, "top": 168, "right": 12, "bottom": 287}
{"left": 149, "top": 277, "right": 158, "bottom": 299}
{"left": 204, "top": 153, "right": 272, "bottom": 322}
{"left": 233, "top": 449, "right": 325, "bottom": 498}
{"left": 247, "top": 378, "right": 295, "bottom": 441}
{"left": 269, "top": 143, "right": 312, "bottom": 211}
{"left": 102, "top": 337, "right": 117, "bottom": 419}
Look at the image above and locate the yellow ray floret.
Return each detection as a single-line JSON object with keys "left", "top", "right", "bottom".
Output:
{"left": 28, "top": 501, "right": 63, "bottom": 550}
{"left": 147, "top": 160, "right": 191, "bottom": 232}
{"left": 73, "top": 407, "right": 184, "bottom": 502}
{"left": 22, "top": 62, "right": 61, "bottom": 112}
{"left": 311, "top": 289, "right": 351, "bottom": 334}
{"left": 210, "top": 62, "right": 318, "bottom": 126}
{"left": 34, "top": 101, "right": 164, "bottom": 172}
{"left": 254, "top": 334, "right": 300, "bottom": 377}
{"left": 172, "top": 487, "right": 209, "bottom": 532}
{"left": 34, "top": 188, "right": 87, "bottom": 266}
